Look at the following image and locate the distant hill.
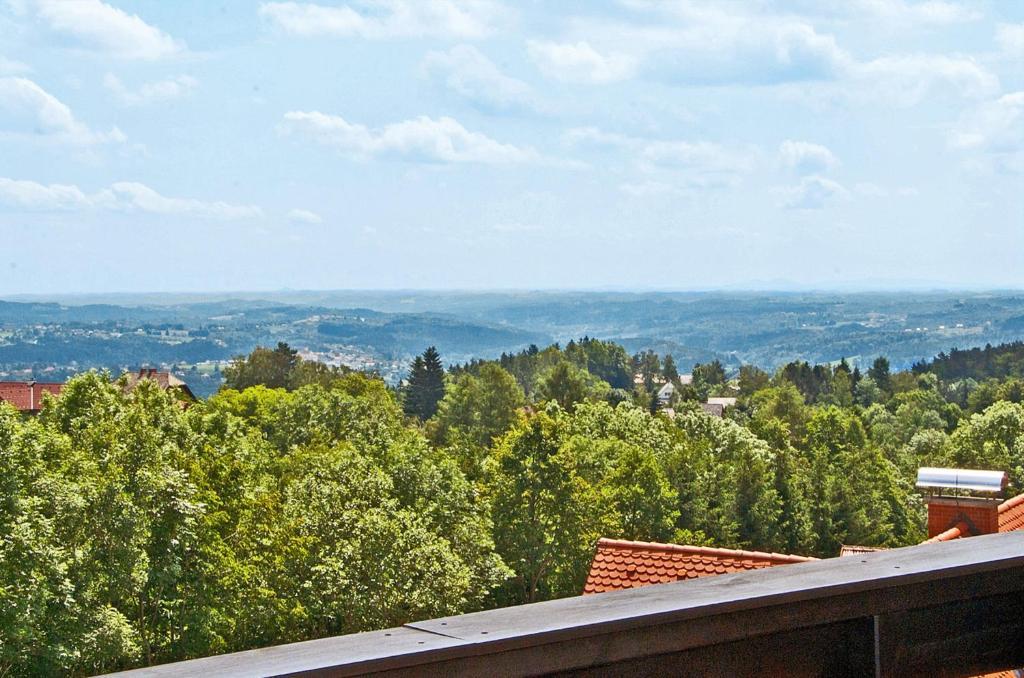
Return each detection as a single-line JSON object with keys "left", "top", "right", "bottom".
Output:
{"left": 2, "top": 291, "right": 1024, "bottom": 391}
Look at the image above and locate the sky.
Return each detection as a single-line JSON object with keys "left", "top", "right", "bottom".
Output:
{"left": 0, "top": 0, "right": 1022, "bottom": 295}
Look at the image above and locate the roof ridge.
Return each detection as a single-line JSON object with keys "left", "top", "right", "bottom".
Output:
{"left": 998, "top": 492, "right": 1024, "bottom": 514}
{"left": 924, "top": 521, "right": 968, "bottom": 543}
{"left": 595, "top": 538, "right": 816, "bottom": 563}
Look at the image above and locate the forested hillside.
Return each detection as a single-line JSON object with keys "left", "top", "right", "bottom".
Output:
{"left": 5, "top": 291, "right": 1024, "bottom": 398}
{"left": 2, "top": 339, "right": 1023, "bottom": 675}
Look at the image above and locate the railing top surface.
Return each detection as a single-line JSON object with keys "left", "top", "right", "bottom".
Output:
{"left": 104, "top": 531, "right": 1024, "bottom": 677}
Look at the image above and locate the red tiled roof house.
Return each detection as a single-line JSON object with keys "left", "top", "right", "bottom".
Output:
{"left": 583, "top": 538, "right": 815, "bottom": 595}
{"left": 0, "top": 381, "right": 64, "bottom": 414}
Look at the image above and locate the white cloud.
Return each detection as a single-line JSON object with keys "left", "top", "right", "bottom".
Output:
{"left": 287, "top": 208, "right": 323, "bottom": 224}
{"left": 0, "top": 55, "right": 30, "bottom": 74}
{"left": 110, "top": 182, "right": 264, "bottom": 219}
{"left": 563, "top": 126, "right": 754, "bottom": 187}
{"left": 0, "top": 76, "right": 125, "bottom": 145}
{"left": 259, "top": 0, "right": 506, "bottom": 40}
{"left": 851, "top": 55, "right": 999, "bottom": 105}
{"left": 422, "top": 45, "right": 534, "bottom": 112}
{"left": 0, "top": 177, "right": 263, "bottom": 219}
{"left": 560, "top": 3, "right": 993, "bottom": 101}
{"left": 779, "top": 140, "right": 839, "bottom": 174}
{"left": 949, "top": 92, "right": 1024, "bottom": 173}
{"left": 996, "top": 23, "right": 1024, "bottom": 59}
{"left": 593, "top": 3, "right": 847, "bottom": 85}
{"left": 0, "top": 177, "right": 96, "bottom": 209}
{"left": 279, "top": 111, "right": 539, "bottom": 164}
{"left": 103, "top": 74, "right": 197, "bottom": 106}
{"left": 779, "top": 175, "right": 849, "bottom": 209}
{"left": 949, "top": 92, "right": 1024, "bottom": 151}
{"left": 527, "top": 40, "right": 637, "bottom": 84}
{"left": 23, "top": 0, "right": 183, "bottom": 60}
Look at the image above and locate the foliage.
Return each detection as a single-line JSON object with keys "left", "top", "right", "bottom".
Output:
{"left": 4, "top": 337, "right": 1024, "bottom": 674}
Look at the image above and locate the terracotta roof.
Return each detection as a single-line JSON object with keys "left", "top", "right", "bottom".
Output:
{"left": 583, "top": 538, "right": 815, "bottom": 595}
{"left": 0, "top": 381, "right": 64, "bottom": 412}
{"left": 925, "top": 492, "right": 1024, "bottom": 543}
{"left": 839, "top": 544, "right": 887, "bottom": 557}
{"left": 998, "top": 493, "right": 1024, "bottom": 533}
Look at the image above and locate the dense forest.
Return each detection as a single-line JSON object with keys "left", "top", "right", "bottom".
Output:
{"left": 2, "top": 339, "right": 1024, "bottom": 675}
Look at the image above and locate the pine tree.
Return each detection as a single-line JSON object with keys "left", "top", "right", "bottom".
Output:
{"left": 868, "top": 356, "right": 892, "bottom": 395}
{"left": 403, "top": 347, "right": 446, "bottom": 419}
{"left": 663, "top": 355, "right": 679, "bottom": 383}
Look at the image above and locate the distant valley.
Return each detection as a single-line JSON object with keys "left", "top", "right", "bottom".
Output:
{"left": 2, "top": 291, "right": 1023, "bottom": 397}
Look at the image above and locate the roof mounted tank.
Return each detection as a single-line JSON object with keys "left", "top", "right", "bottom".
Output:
{"left": 916, "top": 467, "right": 1008, "bottom": 495}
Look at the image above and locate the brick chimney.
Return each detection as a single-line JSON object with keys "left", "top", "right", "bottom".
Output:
{"left": 917, "top": 467, "right": 1008, "bottom": 539}
{"left": 925, "top": 496, "right": 1002, "bottom": 538}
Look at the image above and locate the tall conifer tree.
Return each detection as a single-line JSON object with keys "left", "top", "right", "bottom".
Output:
{"left": 404, "top": 347, "right": 446, "bottom": 419}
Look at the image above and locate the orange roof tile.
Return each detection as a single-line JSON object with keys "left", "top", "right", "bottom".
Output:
{"left": 924, "top": 520, "right": 970, "bottom": 543}
{"left": 582, "top": 538, "right": 815, "bottom": 595}
{"left": 998, "top": 493, "right": 1024, "bottom": 533}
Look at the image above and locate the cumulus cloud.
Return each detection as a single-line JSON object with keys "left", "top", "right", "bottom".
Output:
{"left": 0, "top": 177, "right": 263, "bottom": 219}
{"left": 103, "top": 74, "right": 198, "bottom": 106}
{"left": 279, "top": 111, "right": 539, "bottom": 164}
{"left": 0, "top": 76, "right": 125, "bottom": 145}
{"left": 259, "top": 0, "right": 506, "bottom": 40}
{"left": 779, "top": 140, "right": 839, "bottom": 174}
{"left": 779, "top": 175, "right": 849, "bottom": 209}
{"left": 584, "top": 4, "right": 846, "bottom": 85}
{"left": 287, "top": 208, "right": 323, "bottom": 224}
{"left": 18, "top": 0, "right": 183, "bottom": 60}
{"left": 422, "top": 45, "right": 534, "bottom": 112}
{"left": 556, "top": 3, "right": 994, "bottom": 101}
{"left": 527, "top": 40, "right": 637, "bottom": 84}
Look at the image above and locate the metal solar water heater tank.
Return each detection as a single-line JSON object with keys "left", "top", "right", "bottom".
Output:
{"left": 916, "top": 467, "right": 1009, "bottom": 539}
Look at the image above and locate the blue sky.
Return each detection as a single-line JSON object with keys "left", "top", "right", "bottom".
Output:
{"left": 0, "top": 0, "right": 1021, "bottom": 294}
